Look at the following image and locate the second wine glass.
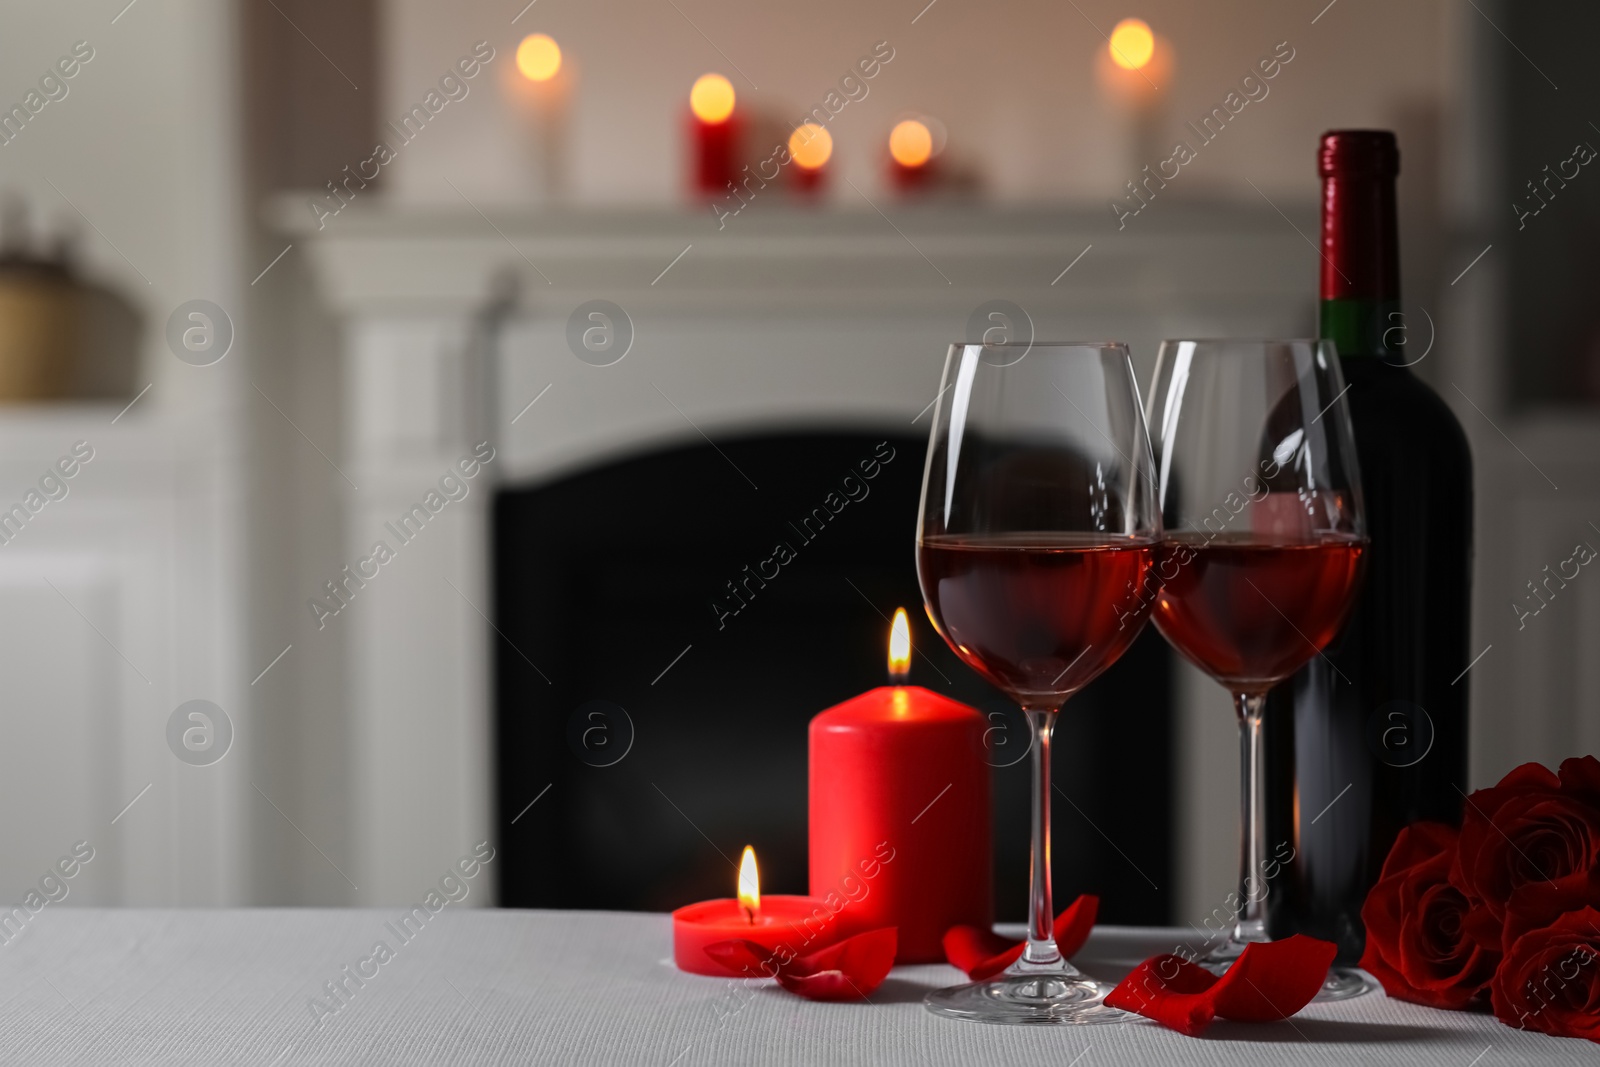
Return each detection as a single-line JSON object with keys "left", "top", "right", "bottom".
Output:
{"left": 1146, "top": 338, "right": 1370, "bottom": 1000}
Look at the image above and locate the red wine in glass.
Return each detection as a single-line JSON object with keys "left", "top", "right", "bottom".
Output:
{"left": 919, "top": 532, "right": 1156, "bottom": 706}
{"left": 1152, "top": 532, "right": 1365, "bottom": 693}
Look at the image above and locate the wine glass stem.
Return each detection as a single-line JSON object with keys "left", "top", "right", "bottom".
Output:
{"left": 1233, "top": 691, "right": 1270, "bottom": 948}
{"left": 1021, "top": 708, "right": 1061, "bottom": 969}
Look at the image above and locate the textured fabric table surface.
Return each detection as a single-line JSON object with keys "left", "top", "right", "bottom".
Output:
{"left": 0, "top": 908, "right": 1589, "bottom": 1065}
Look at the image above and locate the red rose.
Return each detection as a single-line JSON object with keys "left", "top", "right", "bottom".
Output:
{"left": 1491, "top": 905, "right": 1600, "bottom": 1042}
{"left": 1361, "top": 821, "right": 1499, "bottom": 1009}
{"left": 1455, "top": 757, "right": 1600, "bottom": 946}
{"left": 1502, "top": 867, "right": 1600, "bottom": 953}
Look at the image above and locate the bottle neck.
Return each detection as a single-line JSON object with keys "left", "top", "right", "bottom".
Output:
{"left": 1319, "top": 172, "right": 1400, "bottom": 360}
{"left": 1320, "top": 297, "right": 1401, "bottom": 362}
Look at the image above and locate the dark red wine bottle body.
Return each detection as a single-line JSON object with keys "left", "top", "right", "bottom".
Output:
{"left": 1262, "top": 132, "right": 1474, "bottom": 963}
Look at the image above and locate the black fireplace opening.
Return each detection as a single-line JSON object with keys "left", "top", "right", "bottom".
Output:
{"left": 493, "top": 429, "right": 1173, "bottom": 925}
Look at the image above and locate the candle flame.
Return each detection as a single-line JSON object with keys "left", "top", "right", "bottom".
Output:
{"left": 789, "top": 123, "right": 833, "bottom": 170}
{"left": 1108, "top": 18, "right": 1155, "bottom": 70}
{"left": 889, "top": 608, "right": 911, "bottom": 681}
{"left": 516, "top": 34, "right": 562, "bottom": 82}
{"left": 737, "top": 845, "right": 760, "bottom": 921}
{"left": 888, "top": 120, "right": 932, "bottom": 168}
{"left": 690, "top": 73, "right": 736, "bottom": 124}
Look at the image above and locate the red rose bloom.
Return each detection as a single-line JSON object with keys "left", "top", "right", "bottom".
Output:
{"left": 1455, "top": 757, "right": 1600, "bottom": 946}
{"left": 1491, "top": 906, "right": 1600, "bottom": 1042}
{"left": 1361, "top": 821, "right": 1499, "bottom": 1009}
{"left": 1502, "top": 866, "right": 1600, "bottom": 954}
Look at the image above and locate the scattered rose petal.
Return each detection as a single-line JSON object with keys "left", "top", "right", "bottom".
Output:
{"left": 1104, "top": 935, "right": 1337, "bottom": 1036}
{"left": 702, "top": 938, "right": 774, "bottom": 978}
{"left": 704, "top": 927, "right": 897, "bottom": 1002}
{"left": 942, "top": 895, "right": 1098, "bottom": 981}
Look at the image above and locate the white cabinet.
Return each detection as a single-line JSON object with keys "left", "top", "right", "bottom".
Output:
{"left": 0, "top": 408, "right": 244, "bottom": 905}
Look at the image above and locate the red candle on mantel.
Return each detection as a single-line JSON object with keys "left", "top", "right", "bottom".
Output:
{"left": 788, "top": 123, "right": 832, "bottom": 198}
{"left": 887, "top": 119, "right": 937, "bottom": 193}
{"left": 809, "top": 609, "right": 991, "bottom": 963}
{"left": 689, "top": 73, "right": 742, "bottom": 196}
{"left": 673, "top": 846, "right": 859, "bottom": 976}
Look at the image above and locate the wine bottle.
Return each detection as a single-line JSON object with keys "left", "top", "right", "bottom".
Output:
{"left": 1262, "top": 130, "right": 1474, "bottom": 964}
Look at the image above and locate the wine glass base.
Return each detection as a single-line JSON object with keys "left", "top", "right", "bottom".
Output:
{"left": 1317, "top": 965, "right": 1375, "bottom": 1001}
{"left": 923, "top": 973, "right": 1127, "bottom": 1025}
{"left": 1200, "top": 951, "right": 1375, "bottom": 1003}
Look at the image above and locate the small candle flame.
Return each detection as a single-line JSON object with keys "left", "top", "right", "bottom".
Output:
{"left": 888, "top": 120, "right": 933, "bottom": 168}
{"left": 1108, "top": 18, "right": 1155, "bottom": 71}
{"left": 889, "top": 608, "right": 911, "bottom": 682}
{"left": 788, "top": 123, "right": 833, "bottom": 170}
{"left": 516, "top": 34, "right": 562, "bottom": 82}
{"left": 737, "top": 845, "right": 760, "bottom": 922}
{"left": 690, "top": 73, "right": 736, "bottom": 125}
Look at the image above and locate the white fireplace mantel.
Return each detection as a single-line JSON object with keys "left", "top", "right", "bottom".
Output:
{"left": 288, "top": 201, "right": 1317, "bottom": 484}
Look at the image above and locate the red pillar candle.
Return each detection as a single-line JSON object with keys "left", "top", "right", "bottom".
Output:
{"left": 809, "top": 610, "right": 991, "bottom": 963}
{"left": 689, "top": 73, "right": 741, "bottom": 196}
{"left": 673, "top": 847, "right": 857, "bottom": 976}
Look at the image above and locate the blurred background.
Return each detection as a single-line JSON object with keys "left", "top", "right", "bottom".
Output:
{"left": 0, "top": 0, "right": 1593, "bottom": 928}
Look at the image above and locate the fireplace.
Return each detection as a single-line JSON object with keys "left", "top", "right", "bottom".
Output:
{"left": 493, "top": 429, "right": 1173, "bottom": 923}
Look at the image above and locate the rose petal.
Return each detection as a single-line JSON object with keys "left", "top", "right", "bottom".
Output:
{"left": 1055, "top": 894, "right": 1099, "bottom": 959}
{"left": 1501, "top": 867, "right": 1600, "bottom": 953}
{"left": 1105, "top": 936, "right": 1337, "bottom": 1036}
{"left": 1209, "top": 937, "right": 1339, "bottom": 1020}
{"left": 704, "top": 928, "right": 898, "bottom": 1002}
{"left": 942, "top": 924, "right": 1019, "bottom": 981}
{"left": 1106, "top": 956, "right": 1217, "bottom": 1036}
{"left": 1380, "top": 821, "right": 1459, "bottom": 879}
{"left": 1454, "top": 763, "right": 1562, "bottom": 911}
{"left": 703, "top": 938, "right": 780, "bottom": 978}
{"left": 1559, "top": 755, "right": 1600, "bottom": 799}
{"left": 776, "top": 927, "right": 897, "bottom": 1001}
{"left": 941, "top": 895, "right": 1099, "bottom": 981}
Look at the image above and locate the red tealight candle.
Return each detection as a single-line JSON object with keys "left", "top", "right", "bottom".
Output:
{"left": 673, "top": 846, "right": 856, "bottom": 977}
{"left": 887, "top": 119, "right": 936, "bottom": 193}
{"left": 809, "top": 610, "right": 991, "bottom": 963}
{"left": 689, "top": 73, "right": 742, "bottom": 196}
{"left": 788, "top": 123, "right": 831, "bottom": 198}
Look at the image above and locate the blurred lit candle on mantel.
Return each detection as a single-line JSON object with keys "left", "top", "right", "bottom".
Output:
{"left": 512, "top": 33, "right": 572, "bottom": 201}
{"left": 672, "top": 845, "right": 857, "bottom": 976}
{"left": 788, "top": 122, "right": 832, "bottom": 196}
{"left": 689, "top": 73, "right": 742, "bottom": 196}
{"left": 808, "top": 609, "right": 992, "bottom": 963}
{"left": 887, "top": 118, "right": 936, "bottom": 192}
{"left": 1095, "top": 17, "right": 1173, "bottom": 182}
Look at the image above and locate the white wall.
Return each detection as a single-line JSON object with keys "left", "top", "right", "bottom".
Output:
{"left": 376, "top": 0, "right": 1450, "bottom": 208}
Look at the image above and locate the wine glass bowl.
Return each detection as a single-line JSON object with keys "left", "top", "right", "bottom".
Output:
{"left": 916, "top": 342, "right": 1160, "bottom": 1024}
{"left": 919, "top": 533, "right": 1154, "bottom": 708}
{"left": 1146, "top": 338, "right": 1371, "bottom": 1000}
{"left": 1151, "top": 532, "right": 1365, "bottom": 694}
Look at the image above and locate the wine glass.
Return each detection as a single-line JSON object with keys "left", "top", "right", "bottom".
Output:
{"left": 916, "top": 342, "right": 1160, "bottom": 1024}
{"left": 1146, "top": 338, "right": 1370, "bottom": 1000}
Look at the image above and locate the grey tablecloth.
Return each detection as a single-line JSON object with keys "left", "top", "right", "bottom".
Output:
{"left": 0, "top": 909, "right": 1588, "bottom": 1065}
